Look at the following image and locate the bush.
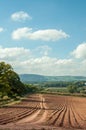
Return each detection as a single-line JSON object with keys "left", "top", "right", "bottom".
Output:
{"left": 2, "top": 95, "right": 9, "bottom": 100}
{"left": 68, "top": 85, "right": 78, "bottom": 93}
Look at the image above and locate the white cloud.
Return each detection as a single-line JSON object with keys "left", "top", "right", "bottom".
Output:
{"left": 12, "top": 27, "right": 32, "bottom": 40}
{"left": 12, "top": 27, "right": 69, "bottom": 41}
{"left": 0, "top": 46, "right": 74, "bottom": 75}
{"left": 71, "top": 42, "right": 86, "bottom": 59}
{"left": 11, "top": 11, "right": 32, "bottom": 21}
{"left": 19, "top": 56, "right": 76, "bottom": 75}
{"left": 34, "top": 45, "right": 52, "bottom": 56}
{"left": 0, "top": 46, "right": 31, "bottom": 60}
{"left": 0, "top": 27, "right": 4, "bottom": 32}
{"left": 1, "top": 45, "right": 86, "bottom": 76}
{"left": 28, "top": 29, "right": 69, "bottom": 41}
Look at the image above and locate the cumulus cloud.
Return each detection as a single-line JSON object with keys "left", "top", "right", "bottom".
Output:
{"left": 28, "top": 29, "right": 69, "bottom": 41}
{"left": 12, "top": 27, "right": 69, "bottom": 41}
{"left": 18, "top": 56, "right": 76, "bottom": 75}
{"left": 0, "top": 51, "right": 74, "bottom": 75}
{"left": 11, "top": 11, "right": 32, "bottom": 21}
{"left": 0, "top": 46, "right": 31, "bottom": 60}
{"left": 0, "top": 45, "right": 86, "bottom": 76}
{"left": 34, "top": 45, "right": 52, "bottom": 56}
{"left": 0, "top": 46, "right": 75, "bottom": 75}
{"left": 71, "top": 42, "right": 86, "bottom": 59}
{"left": 0, "top": 27, "right": 4, "bottom": 32}
{"left": 12, "top": 27, "right": 32, "bottom": 40}
{"left": 13, "top": 57, "right": 86, "bottom": 76}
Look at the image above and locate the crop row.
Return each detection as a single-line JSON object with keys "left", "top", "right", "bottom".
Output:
{"left": 44, "top": 94, "right": 86, "bottom": 129}
{"left": 0, "top": 94, "right": 41, "bottom": 125}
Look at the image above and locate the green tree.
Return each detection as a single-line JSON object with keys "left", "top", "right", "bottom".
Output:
{"left": 0, "top": 62, "right": 25, "bottom": 97}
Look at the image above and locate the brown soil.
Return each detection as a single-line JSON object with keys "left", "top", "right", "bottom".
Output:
{"left": 0, "top": 94, "right": 86, "bottom": 130}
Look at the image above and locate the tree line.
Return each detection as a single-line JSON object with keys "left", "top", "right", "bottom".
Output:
{"left": 0, "top": 62, "right": 41, "bottom": 98}
{"left": 0, "top": 61, "right": 86, "bottom": 98}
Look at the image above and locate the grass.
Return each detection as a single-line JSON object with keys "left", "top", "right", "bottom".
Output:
{"left": 41, "top": 87, "right": 68, "bottom": 93}
{"left": 0, "top": 86, "right": 86, "bottom": 107}
{"left": 0, "top": 95, "right": 23, "bottom": 107}
{"left": 40, "top": 87, "right": 86, "bottom": 97}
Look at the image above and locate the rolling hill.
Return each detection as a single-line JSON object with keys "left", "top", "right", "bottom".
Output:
{"left": 19, "top": 74, "right": 86, "bottom": 83}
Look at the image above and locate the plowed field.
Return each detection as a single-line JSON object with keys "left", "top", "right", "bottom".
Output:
{"left": 0, "top": 94, "right": 86, "bottom": 130}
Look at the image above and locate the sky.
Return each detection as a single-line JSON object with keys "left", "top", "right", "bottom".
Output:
{"left": 0, "top": 0, "right": 86, "bottom": 76}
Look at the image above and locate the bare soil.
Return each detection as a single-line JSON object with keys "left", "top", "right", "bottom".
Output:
{"left": 0, "top": 94, "right": 86, "bottom": 130}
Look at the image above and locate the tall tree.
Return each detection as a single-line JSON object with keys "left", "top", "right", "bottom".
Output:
{"left": 0, "top": 62, "right": 25, "bottom": 96}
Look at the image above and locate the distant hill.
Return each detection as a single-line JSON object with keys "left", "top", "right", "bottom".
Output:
{"left": 19, "top": 74, "right": 47, "bottom": 83}
{"left": 46, "top": 76, "right": 86, "bottom": 82}
{"left": 19, "top": 74, "right": 86, "bottom": 83}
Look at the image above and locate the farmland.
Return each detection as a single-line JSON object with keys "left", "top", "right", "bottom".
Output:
{"left": 0, "top": 94, "right": 86, "bottom": 130}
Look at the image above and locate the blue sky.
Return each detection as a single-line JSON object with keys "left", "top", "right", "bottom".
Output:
{"left": 0, "top": 0, "right": 86, "bottom": 76}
